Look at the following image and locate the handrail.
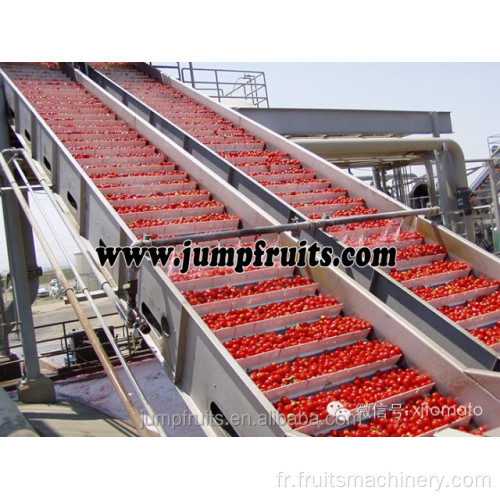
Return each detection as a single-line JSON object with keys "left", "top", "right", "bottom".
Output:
{"left": 179, "top": 66, "right": 269, "bottom": 107}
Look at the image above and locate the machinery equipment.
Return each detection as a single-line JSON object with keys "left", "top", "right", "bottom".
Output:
{"left": 1, "top": 62, "right": 499, "bottom": 437}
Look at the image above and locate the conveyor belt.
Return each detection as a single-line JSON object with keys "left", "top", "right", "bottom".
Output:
{"left": 86, "top": 62, "right": 500, "bottom": 371}
{"left": 1, "top": 62, "right": 499, "bottom": 437}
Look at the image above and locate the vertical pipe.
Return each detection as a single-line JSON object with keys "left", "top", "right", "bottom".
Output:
{"left": 381, "top": 169, "right": 388, "bottom": 194}
{"left": 372, "top": 167, "right": 382, "bottom": 191}
{"left": 188, "top": 63, "right": 195, "bottom": 89}
{"left": 0, "top": 274, "right": 9, "bottom": 357}
{"left": 436, "top": 148, "right": 475, "bottom": 240}
{"left": 435, "top": 149, "right": 455, "bottom": 231}
{"left": 488, "top": 162, "right": 500, "bottom": 254}
{"left": 0, "top": 87, "right": 8, "bottom": 357}
{"left": 394, "top": 168, "right": 403, "bottom": 204}
{"left": 424, "top": 160, "right": 439, "bottom": 206}
{"left": 0, "top": 86, "right": 10, "bottom": 150}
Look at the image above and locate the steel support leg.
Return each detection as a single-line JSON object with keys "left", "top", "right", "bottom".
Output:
{"left": 0, "top": 86, "right": 10, "bottom": 150}
{"left": 2, "top": 186, "right": 55, "bottom": 402}
{"left": 435, "top": 150, "right": 475, "bottom": 241}
{"left": 488, "top": 162, "right": 500, "bottom": 254}
{"left": 372, "top": 167, "right": 382, "bottom": 191}
{"left": 0, "top": 275, "right": 9, "bottom": 357}
{"left": 424, "top": 161, "right": 439, "bottom": 207}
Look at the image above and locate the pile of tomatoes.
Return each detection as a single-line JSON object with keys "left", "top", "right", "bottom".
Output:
{"left": 389, "top": 260, "right": 471, "bottom": 282}
{"left": 248, "top": 340, "right": 401, "bottom": 391}
{"left": 220, "top": 150, "right": 292, "bottom": 161}
{"left": 223, "top": 315, "right": 372, "bottom": 359}
{"left": 468, "top": 322, "right": 500, "bottom": 346}
{"left": 169, "top": 263, "right": 274, "bottom": 283}
{"left": 320, "top": 393, "right": 466, "bottom": 437}
{"left": 343, "top": 231, "right": 421, "bottom": 247}
{"left": 276, "top": 187, "right": 347, "bottom": 197}
{"left": 114, "top": 200, "right": 221, "bottom": 214}
{"left": 261, "top": 178, "right": 329, "bottom": 189}
{"left": 396, "top": 244, "right": 446, "bottom": 261}
{"left": 89, "top": 170, "right": 184, "bottom": 180}
{"left": 411, "top": 276, "right": 498, "bottom": 302}
{"left": 236, "top": 159, "right": 301, "bottom": 169}
{"left": 202, "top": 295, "right": 339, "bottom": 330}
{"left": 183, "top": 275, "right": 312, "bottom": 305}
{"left": 309, "top": 207, "right": 380, "bottom": 221}
{"left": 96, "top": 179, "right": 194, "bottom": 190}
{"left": 250, "top": 169, "right": 315, "bottom": 179}
{"left": 105, "top": 190, "right": 209, "bottom": 202}
{"left": 274, "top": 368, "right": 433, "bottom": 428}
{"left": 292, "top": 196, "right": 364, "bottom": 209}
{"left": 326, "top": 219, "right": 397, "bottom": 233}
{"left": 127, "top": 213, "right": 238, "bottom": 229}
{"left": 438, "top": 290, "right": 500, "bottom": 322}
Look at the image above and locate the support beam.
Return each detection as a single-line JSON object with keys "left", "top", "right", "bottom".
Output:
{"left": 236, "top": 108, "right": 453, "bottom": 137}
{"left": 1, "top": 157, "right": 55, "bottom": 402}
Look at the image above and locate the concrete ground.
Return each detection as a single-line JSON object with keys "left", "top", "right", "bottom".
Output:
{"left": 5, "top": 358, "right": 206, "bottom": 437}
{"left": 54, "top": 358, "right": 205, "bottom": 437}
{"left": 16, "top": 399, "right": 138, "bottom": 437}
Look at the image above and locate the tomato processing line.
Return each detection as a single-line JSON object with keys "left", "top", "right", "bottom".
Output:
{"left": 78, "top": 63, "right": 500, "bottom": 373}
{"left": 0, "top": 62, "right": 499, "bottom": 437}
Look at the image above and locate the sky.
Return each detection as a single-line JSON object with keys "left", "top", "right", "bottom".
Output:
{"left": 1, "top": 62, "right": 500, "bottom": 272}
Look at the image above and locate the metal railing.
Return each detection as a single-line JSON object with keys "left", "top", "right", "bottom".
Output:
{"left": 177, "top": 65, "right": 269, "bottom": 108}
{"left": 487, "top": 132, "right": 500, "bottom": 157}
{"left": 149, "top": 62, "right": 181, "bottom": 80}
{"left": 3, "top": 312, "right": 152, "bottom": 376}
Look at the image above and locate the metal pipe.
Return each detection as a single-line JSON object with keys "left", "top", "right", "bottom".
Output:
{"left": 292, "top": 137, "right": 474, "bottom": 241}
{"left": 22, "top": 146, "right": 146, "bottom": 332}
{"left": 0, "top": 86, "right": 10, "bottom": 150}
{"left": 0, "top": 152, "right": 153, "bottom": 437}
{"left": 424, "top": 160, "right": 439, "bottom": 207}
{"left": 0, "top": 184, "right": 44, "bottom": 192}
{"left": 133, "top": 206, "right": 440, "bottom": 248}
{"left": 18, "top": 150, "right": 128, "bottom": 324}
{"left": 372, "top": 167, "right": 382, "bottom": 191}
{"left": 0, "top": 274, "right": 9, "bottom": 357}
{"left": 188, "top": 62, "right": 195, "bottom": 89}
{"left": 11, "top": 156, "right": 166, "bottom": 436}
{"left": 488, "top": 161, "right": 500, "bottom": 254}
